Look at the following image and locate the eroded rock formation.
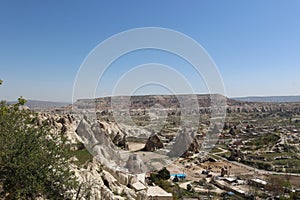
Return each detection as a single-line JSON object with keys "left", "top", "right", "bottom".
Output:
{"left": 143, "top": 134, "right": 163, "bottom": 152}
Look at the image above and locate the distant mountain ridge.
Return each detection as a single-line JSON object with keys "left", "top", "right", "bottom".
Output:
{"left": 8, "top": 100, "right": 69, "bottom": 109}
{"left": 72, "top": 94, "right": 230, "bottom": 111}
{"left": 233, "top": 96, "right": 300, "bottom": 103}
{"left": 6, "top": 95, "right": 300, "bottom": 110}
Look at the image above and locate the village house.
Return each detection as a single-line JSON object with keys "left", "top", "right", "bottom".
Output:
{"left": 147, "top": 186, "right": 173, "bottom": 200}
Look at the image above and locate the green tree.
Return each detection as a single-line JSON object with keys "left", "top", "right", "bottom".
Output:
{"left": 173, "top": 175, "right": 179, "bottom": 183}
{"left": 158, "top": 167, "right": 171, "bottom": 180}
{"left": 0, "top": 101, "right": 78, "bottom": 199}
{"left": 17, "top": 96, "right": 27, "bottom": 106}
{"left": 186, "top": 184, "right": 192, "bottom": 191}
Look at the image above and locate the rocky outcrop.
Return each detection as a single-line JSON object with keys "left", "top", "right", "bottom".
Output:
{"left": 125, "top": 154, "right": 147, "bottom": 174}
{"left": 167, "top": 129, "right": 196, "bottom": 158}
{"left": 112, "top": 131, "right": 128, "bottom": 150}
{"left": 143, "top": 134, "right": 163, "bottom": 152}
{"left": 181, "top": 137, "right": 201, "bottom": 158}
{"left": 97, "top": 121, "right": 128, "bottom": 149}
{"left": 76, "top": 118, "right": 122, "bottom": 168}
{"left": 72, "top": 158, "right": 147, "bottom": 200}
{"left": 37, "top": 113, "right": 82, "bottom": 146}
{"left": 48, "top": 114, "right": 149, "bottom": 199}
{"left": 35, "top": 112, "right": 149, "bottom": 200}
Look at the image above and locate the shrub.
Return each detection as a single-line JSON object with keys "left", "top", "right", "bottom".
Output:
{"left": 0, "top": 100, "right": 78, "bottom": 199}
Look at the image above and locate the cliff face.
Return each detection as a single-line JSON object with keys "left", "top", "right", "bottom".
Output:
{"left": 72, "top": 94, "right": 224, "bottom": 111}
{"left": 70, "top": 94, "right": 300, "bottom": 115}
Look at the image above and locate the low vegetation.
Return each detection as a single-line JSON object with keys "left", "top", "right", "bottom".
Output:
{"left": 0, "top": 80, "right": 78, "bottom": 199}
{"left": 68, "top": 148, "right": 93, "bottom": 166}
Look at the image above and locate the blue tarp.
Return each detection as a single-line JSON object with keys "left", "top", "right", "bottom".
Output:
{"left": 170, "top": 174, "right": 186, "bottom": 178}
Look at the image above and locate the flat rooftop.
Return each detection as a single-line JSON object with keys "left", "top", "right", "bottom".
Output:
{"left": 147, "top": 186, "right": 173, "bottom": 197}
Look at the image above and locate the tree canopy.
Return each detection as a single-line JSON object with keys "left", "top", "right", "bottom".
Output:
{"left": 0, "top": 90, "right": 78, "bottom": 199}
{"left": 157, "top": 167, "right": 171, "bottom": 180}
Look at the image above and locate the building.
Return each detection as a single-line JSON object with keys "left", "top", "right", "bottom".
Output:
{"left": 147, "top": 186, "right": 173, "bottom": 200}
{"left": 249, "top": 178, "right": 267, "bottom": 188}
{"left": 224, "top": 177, "right": 237, "bottom": 184}
{"left": 131, "top": 181, "right": 147, "bottom": 192}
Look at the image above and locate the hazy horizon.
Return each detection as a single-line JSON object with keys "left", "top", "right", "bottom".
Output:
{"left": 4, "top": 93, "right": 300, "bottom": 104}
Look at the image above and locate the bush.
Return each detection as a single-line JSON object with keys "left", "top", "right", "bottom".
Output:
{"left": 157, "top": 167, "right": 171, "bottom": 180}
{"left": 0, "top": 101, "right": 78, "bottom": 199}
{"left": 186, "top": 184, "right": 192, "bottom": 191}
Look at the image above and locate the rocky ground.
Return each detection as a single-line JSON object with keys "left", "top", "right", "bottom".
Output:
{"left": 37, "top": 94, "right": 300, "bottom": 199}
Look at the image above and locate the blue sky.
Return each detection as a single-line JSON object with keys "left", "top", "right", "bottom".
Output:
{"left": 0, "top": 0, "right": 300, "bottom": 102}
